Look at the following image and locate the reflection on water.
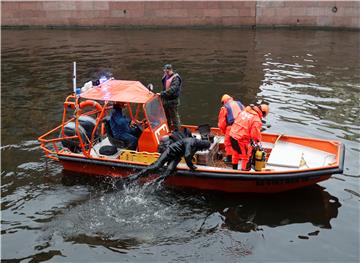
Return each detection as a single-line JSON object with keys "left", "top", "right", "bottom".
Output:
{"left": 1, "top": 28, "right": 359, "bottom": 262}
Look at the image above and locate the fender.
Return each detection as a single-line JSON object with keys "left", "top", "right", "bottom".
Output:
{"left": 76, "top": 100, "right": 103, "bottom": 155}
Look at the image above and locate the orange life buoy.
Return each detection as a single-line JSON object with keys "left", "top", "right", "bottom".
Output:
{"left": 79, "top": 100, "right": 103, "bottom": 112}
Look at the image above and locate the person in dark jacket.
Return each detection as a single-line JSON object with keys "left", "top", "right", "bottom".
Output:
{"left": 160, "top": 64, "right": 182, "bottom": 131}
{"left": 127, "top": 137, "right": 211, "bottom": 184}
{"left": 109, "top": 104, "right": 139, "bottom": 150}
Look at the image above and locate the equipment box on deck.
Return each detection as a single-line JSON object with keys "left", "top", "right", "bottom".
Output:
{"left": 195, "top": 136, "right": 220, "bottom": 165}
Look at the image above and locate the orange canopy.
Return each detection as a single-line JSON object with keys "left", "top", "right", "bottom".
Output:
{"left": 80, "top": 80, "right": 155, "bottom": 104}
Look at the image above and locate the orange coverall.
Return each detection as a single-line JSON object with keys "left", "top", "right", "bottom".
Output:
{"left": 229, "top": 106, "right": 262, "bottom": 170}
{"left": 218, "top": 99, "right": 243, "bottom": 157}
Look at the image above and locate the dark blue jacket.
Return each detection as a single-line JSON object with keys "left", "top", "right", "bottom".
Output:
{"left": 109, "top": 108, "right": 138, "bottom": 149}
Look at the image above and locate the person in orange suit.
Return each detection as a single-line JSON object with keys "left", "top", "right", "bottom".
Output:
{"left": 218, "top": 94, "right": 244, "bottom": 163}
{"left": 229, "top": 104, "right": 269, "bottom": 170}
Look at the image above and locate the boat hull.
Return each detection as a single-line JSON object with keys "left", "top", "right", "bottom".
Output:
{"left": 59, "top": 155, "right": 339, "bottom": 193}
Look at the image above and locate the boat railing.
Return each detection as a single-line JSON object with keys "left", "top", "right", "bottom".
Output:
{"left": 38, "top": 94, "right": 108, "bottom": 161}
{"left": 38, "top": 122, "right": 77, "bottom": 161}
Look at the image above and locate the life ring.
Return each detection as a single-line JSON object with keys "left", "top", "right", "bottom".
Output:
{"left": 79, "top": 100, "right": 103, "bottom": 112}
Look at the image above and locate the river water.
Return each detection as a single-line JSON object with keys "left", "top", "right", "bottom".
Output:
{"left": 1, "top": 28, "right": 359, "bottom": 262}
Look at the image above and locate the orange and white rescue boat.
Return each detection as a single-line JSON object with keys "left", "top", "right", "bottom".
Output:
{"left": 38, "top": 78, "right": 344, "bottom": 193}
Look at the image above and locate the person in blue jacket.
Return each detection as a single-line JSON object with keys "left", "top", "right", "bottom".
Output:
{"left": 109, "top": 104, "right": 139, "bottom": 150}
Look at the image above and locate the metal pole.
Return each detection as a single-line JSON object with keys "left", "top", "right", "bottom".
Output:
{"left": 73, "top": 62, "right": 76, "bottom": 94}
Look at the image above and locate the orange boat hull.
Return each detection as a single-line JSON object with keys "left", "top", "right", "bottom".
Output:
{"left": 60, "top": 156, "right": 335, "bottom": 193}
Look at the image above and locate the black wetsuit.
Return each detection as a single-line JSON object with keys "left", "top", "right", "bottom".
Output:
{"left": 128, "top": 138, "right": 211, "bottom": 183}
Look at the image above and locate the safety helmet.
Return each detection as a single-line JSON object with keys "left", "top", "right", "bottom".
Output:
{"left": 260, "top": 104, "right": 269, "bottom": 118}
{"left": 221, "top": 94, "right": 232, "bottom": 104}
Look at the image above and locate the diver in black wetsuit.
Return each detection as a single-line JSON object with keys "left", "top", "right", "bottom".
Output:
{"left": 127, "top": 137, "right": 211, "bottom": 184}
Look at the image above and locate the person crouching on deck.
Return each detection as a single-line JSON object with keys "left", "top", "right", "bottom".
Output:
{"left": 217, "top": 94, "right": 244, "bottom": 163}
{"left": 229, "top": 104, "right": 269, "bottom": 170}
{"left": 160, "top": 64, "right": 182, "bottom": 131}
{"left": 127, "top": 138, "right": 211, "bottom": 184}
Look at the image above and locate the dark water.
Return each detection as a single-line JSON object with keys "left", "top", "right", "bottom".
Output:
{"left": 2, "top": 28, "right": 359, "bottom": 262}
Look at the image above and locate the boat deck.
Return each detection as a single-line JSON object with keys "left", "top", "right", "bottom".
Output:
{"left": 89, "top": 134, "right": 336, "bottom": 172}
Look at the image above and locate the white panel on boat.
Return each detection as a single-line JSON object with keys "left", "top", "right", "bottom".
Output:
{"left": 90, "top": 137, "right": 120, "bottom": 159}
{"left": 262, "top": 142, "right": 274, "bottom": 149}
{"left": 267, "top": 140, "right": 335, "bottom": 169}
{"left": 265, "top": 164, "right": 299, "bottom": 171}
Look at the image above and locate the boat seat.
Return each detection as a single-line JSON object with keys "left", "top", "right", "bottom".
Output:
{"left": 103, "top": 118, "right": 127, "bottom": 149}
{"left": 99, "top": 145, "right": 118, "bottom": 156}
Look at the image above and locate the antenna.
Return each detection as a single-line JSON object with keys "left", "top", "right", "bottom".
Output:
{"left": 73, "top": 62, "right": 76, "bottom": 94}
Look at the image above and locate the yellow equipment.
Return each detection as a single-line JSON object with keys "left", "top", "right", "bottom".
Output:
{"left": 119, "top": 150, "right": 197, "bottom": 165}
{"left": 119, "top": 150, "right": 160, "bottom": 164}
{"left": 254, "top": 148, "right": 266, "bottom": 171}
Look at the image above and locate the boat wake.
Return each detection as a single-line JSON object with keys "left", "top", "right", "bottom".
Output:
{"left": 40, "top": 180, "right": 215, "bottom": 250}
{"left": 0, "top": 140, "right": 39, "bottom": 151}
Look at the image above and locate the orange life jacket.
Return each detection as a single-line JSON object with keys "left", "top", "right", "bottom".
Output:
{"left": 162, "top": 73, "right": 180, "bottom": 90}
{"left": 224, "top": 99, "right": 244, "bottom": 125}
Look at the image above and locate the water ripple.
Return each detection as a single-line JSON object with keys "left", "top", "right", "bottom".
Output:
{"left": 1, "top": 28, "right": 359, "bottom": 262}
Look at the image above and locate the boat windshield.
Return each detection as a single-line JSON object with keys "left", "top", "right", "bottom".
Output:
{"left": 144, "top": 97, "right": 167, "bottom": 130}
